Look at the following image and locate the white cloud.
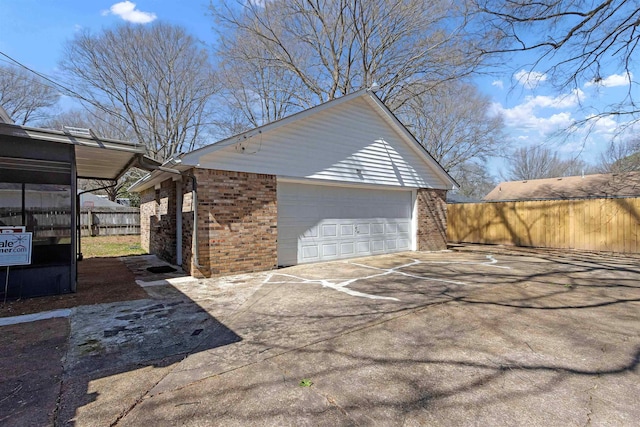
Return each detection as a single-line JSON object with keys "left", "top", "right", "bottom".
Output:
{"left": 514, "top": 69, "right": 548, "bottom": 89}
{"left": 491, "top": 90, "right": 585, "bottom": 136}
{"left": 103, "top": 1, "right": 157, "bottom": 24}
{"left": 585, "top": 72, "right": 633, "bottom": 88}
{"left": 584, "top": 114, "right": 621, "bottom": 136}
{"left": 491, "top": 80, "right": 504, "bottom": 90}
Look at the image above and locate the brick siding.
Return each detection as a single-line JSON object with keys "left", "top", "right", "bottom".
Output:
{"left": 139, "top": 188, "right": 154, "bottom": 253}
{"left": 140, "top": 171, "right": 446, "bottom": 275}
{"left": 138, "top": 179, "right": 177, "bottom": 264}
{"left": 416, "top": 188, "right": 447, "bottom": 251}
{"left": 189, "top": 168, "right": 277, "bottom": 278}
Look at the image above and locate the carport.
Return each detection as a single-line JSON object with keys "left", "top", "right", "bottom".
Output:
{"left": 0, "top": 122, "right": 158, "bottom": 299}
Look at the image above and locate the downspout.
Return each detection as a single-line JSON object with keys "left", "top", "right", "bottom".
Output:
{"left": 156, "top": 166, "right": 203, "bottom": 269}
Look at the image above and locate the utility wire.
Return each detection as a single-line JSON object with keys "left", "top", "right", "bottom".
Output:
{"left": 0, "top": 51, "right": 130, "bottom": 124}
{"left": 0, "top": 51, "right": 252, "bottom": 154}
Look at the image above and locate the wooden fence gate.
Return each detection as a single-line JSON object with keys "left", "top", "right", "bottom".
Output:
{"left": 447, "top": 197, "right": 640, "bottom": 253}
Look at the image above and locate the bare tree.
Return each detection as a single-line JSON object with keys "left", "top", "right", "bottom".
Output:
{"left": 211, "top": 0, "right": 494, "bottom": 124}
{"left": 506, "top": 146, "right": 587, "bottom": 180}
{"left": 41, "top": 108, "right": 143, "bottom": 204}
{"left": 0, "top": 64, "right": 60, "bottom": 125}
{"left": 41, "top": 107, "right": 136, "bottom": 141}
{"left": 597, "top": 138, "right": 640, "bottom": 173}
{"left": 478, "top": 0, "right": 640, "bottom": 125}
{"left": 60, "top": 23, "right": 218, "bottom": 161}
{"left": 450, "top": 161, "right": 497, "bottom": 199}
{"left": 216, "top": 40, "right": 305, "bottom": 128}
{"left": 396, "top": 80, "right": 505, "bottom": 172}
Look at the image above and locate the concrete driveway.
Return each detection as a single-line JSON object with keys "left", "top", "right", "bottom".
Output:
{"left": 31, "top": 249, "right": 640, "bottom": 425}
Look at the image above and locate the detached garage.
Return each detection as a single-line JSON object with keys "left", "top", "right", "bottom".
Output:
{"left": 132, "top": 89, "right": 456, "bottom": 277}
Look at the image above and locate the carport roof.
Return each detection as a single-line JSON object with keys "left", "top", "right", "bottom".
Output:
{"left": 0, "top": 122, "right": 160, "bottom": 180}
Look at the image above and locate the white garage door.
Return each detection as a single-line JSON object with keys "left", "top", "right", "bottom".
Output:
{"left": 277, "top": 182, "right": 413, "bottom": 266}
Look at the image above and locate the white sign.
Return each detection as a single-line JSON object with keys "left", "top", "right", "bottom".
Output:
{"left": 0, "top": 233, "right": 32, "bottom": 266}
{"left": 0, "top": 226, "right": 25, "bottom": 233}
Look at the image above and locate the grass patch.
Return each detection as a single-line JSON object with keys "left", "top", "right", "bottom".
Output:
{"left": 81, "top": 235, "right": 147, "bottom": 258}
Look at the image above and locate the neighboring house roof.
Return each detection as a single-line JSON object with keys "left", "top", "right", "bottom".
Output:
{"left": 79, "top": 192, "right": 129, "bottom": 209}
{"left": 131, "top": 89, "right": 457, "bottom": 192}
{"left": 484, "top": 172, "right": 640, "bottom": 201}
{"left": 0, "top": 105, "right": 14, "bottom": 124}
{"left": 0, "top": 122, "right": 160, "bottom": 180}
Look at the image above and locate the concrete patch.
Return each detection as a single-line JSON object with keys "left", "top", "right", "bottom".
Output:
{"left": 65, "top": 297, "right": 241, "bottom": 377}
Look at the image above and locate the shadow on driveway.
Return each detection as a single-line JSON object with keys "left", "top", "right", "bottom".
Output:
{"left": 3, "top": 248, "right": 640, "bottom": 426}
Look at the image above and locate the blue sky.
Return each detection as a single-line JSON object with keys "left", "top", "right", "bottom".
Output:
{"left": 1, "top": 1, "right": 637, "bottom": 177}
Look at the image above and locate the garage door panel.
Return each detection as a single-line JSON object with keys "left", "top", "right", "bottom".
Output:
{"left": 371, "top": 223, "right": 384, "bottom": 234}
{"left": 278, "top": 182, "right": 413, "bottom": 266}
{"left": 302, "top": 226, "right": 318, "bottom": 238}
{"left": 398, "top": 238, "right": 410, "bottom": 250}
{"left": 322, "top": 243, "right": 338, "bottom": 257}
{"left": 322, "top": 224, "right": 337, "bottom": 237}
{"left": 341, "top": 224, "right": 354, "bottom": 236}
{"left": 356, "top": 223, "right": 370, "bottom": 235}
{"left": 301, "top": 245, "right": 319, "bottom": 260}
{"left": 341, "top": 242, "right": 355, "bottom": 256}
{"left": 372, "top": 240, "right": 385, "bottom": 252}
{"left": 356, "top": 241, "right": 370, "bottom": 253}
{"left": 386, "top": 223, "right": 398, "bottom": 234}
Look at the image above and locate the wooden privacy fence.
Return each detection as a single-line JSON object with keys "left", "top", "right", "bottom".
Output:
{"left": 447, "top": 197, "right": 640, "bottom": 253}
{"left": 79, "top": 207, "right": 140, "bottom": 236}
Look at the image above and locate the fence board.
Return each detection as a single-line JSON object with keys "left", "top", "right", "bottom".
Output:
{"left": 447, "top": 197, "right": 640, "bottom": 254}
{"left": 79, "top": 207, "right": 140, "bottom": 236}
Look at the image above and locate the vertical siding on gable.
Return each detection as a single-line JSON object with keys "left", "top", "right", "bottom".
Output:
{"left": 194, "top": 97, "right": 447, "bottom": 189}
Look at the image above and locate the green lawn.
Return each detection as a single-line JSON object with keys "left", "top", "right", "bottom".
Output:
{"left": 81, "top": 235, "right": 147, "bottom": 258}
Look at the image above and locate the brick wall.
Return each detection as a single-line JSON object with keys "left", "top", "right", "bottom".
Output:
{"left": 190, "top": 168, "right": 277, "bottom": 278}
{"left": 139, "top": 188, "right": 154, "bottom": 252}
{"left": 416, "top": 188, "right": 448, "bottom": 251}
{"left": 140, "top": 171, "right": 444, "bottom": 274}
{"left": 138, "top": 179, "right": 178, "bottom": 264}
{"left": 181, "top": 177, "right": 194, "bottom": 273}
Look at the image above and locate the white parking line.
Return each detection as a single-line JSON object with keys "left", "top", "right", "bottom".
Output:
{"left": 405, "top": 254, "right": 511, "bottom": 269}
{"left": 264, "top": 272, "right": 400, "bottom": 301}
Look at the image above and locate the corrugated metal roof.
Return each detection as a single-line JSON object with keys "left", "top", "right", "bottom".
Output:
{"left": 484, "top": 172, "right": 640, "bottom": 201}
{"left": 0, "top": 123, "right": 160, "bottom": 180}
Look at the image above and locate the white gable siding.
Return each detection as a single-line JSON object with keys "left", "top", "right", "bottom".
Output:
{"left": 190, "top": 97, "right": 450, "bottom": 189}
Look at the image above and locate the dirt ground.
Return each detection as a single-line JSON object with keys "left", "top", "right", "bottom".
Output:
{"left": 0, "top": 257, "right": 148, "bottom": 318}
{"left": 1, "top": 246, "right": 639, "bottom": 426}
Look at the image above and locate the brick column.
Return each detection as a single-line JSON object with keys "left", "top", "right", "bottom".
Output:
{"left": 416, "top": 188, "right": 448, "bottom": 251}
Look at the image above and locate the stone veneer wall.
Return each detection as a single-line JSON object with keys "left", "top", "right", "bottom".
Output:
{"left": 189, "top": 168, "right": 278, "bottom": 278}
{"left": 416, "top": 188, "right": 448, "bottom": 251}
